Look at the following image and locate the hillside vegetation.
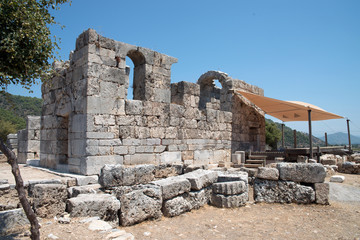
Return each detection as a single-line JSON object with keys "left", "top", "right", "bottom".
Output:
{"left": 0, "top": 93, "right": 42, "bottom": 141}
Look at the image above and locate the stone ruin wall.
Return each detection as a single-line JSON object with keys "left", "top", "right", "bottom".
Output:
{"left": 17, "top": 116, "right": 40, "bottom": 164}
{"left": 40, "top": 29, "right": 265, "bottom": 175}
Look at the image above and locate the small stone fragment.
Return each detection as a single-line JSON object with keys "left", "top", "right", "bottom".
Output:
{"left": 330, "top": 175, "right": 345, "bottom": 183}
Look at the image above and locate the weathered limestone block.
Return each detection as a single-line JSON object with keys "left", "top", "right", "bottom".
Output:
{"left": 257, "top": 167, "right": 279, "bottom": 181}
{"left": 210, "top": 192, "right": 248, "bottom": 208}
{"left": 67, "top": 184, "right": 101, "bottom": 198}
{"left": 337, "top": 162, "right": 360, "bottom": 174}
{"left": 0, "top": 209, "right": 29, "bottom": 236}
{"left": 184, "top": 164, "right": 207, "bottom": 173}
{"left": 212, "top": 181, "right": 247, "bottom": 195}
{"left": 321, "top": 159, "right": 337, "bottom": 166}
{"left": 330, "top": 175, "right": 345, "bottom": 183}
{"left": 314, "top": 183, "right": 329, "bottom": 205}
{"left": 187, "top": 187, "right": 212, "bottom": 209}
{"left": 162, "top": 194, "right": 192, "bottom": 217}
{"left": 277, "top": 163, "right": 326, "bottom": 183}
{"left": 254, "top": 179, "right": 315, "bottom": 204}
{"left": 99, "top": 164, "right": 155, "bottom": 188}
{"left": 32, "top": 184, "right": 68, "bottom": 218}
{"left": 151, "top": 176, "right": 191, "bottom": 200}
{"left": 218, "top": 170, "right": 248, "bottom": 182}
{"left": 119, "top": 185, "right": 162, "bottom": 226}
{"left": 67, "top": 194, "right": 120, "bottom": 222}
{"left": 125, "top": 100, "right": 144, "bottom": 115}
{"left": 154, "top": 164, "right": 183, "bottom": 178}
{"left": 181, "top": 169, "right": 218, "bottom": 190}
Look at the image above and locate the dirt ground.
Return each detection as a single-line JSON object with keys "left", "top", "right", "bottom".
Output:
{"left": 1, "top": 155, "right": 360, "bottom": 240}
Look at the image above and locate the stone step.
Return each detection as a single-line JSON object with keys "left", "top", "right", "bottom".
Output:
{"left": 243, "top": 164, "right": 263, "bottom": 168}
{"left": 245, "top": 160, "right": 264, "bottom": 164}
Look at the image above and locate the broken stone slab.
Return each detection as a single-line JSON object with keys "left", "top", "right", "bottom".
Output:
{"left": 256, "top": 167, "right": 279, "bottom": 181}
{"left": 212, "top": 181, "right": 247, "bottom": 195}
{"left": 0, "top": 208, "right": 30, "bottom": 236}
{"left": 162, "top": 194, "right": 192, "bottom": 217}
{"left": 277, "top": 163, "right": 326, "bottom": 183}
{"left": 187, "top": 187, "right": 212, "bottom": 209}
{"left": 154, "top": 164, "right": 183, "bottom": 178}
{"left": 75, "top": 175, "right": 99, "bottom": 186}
{"left": 337, "top": 162, "right": 360, "bottom": 174}
{"left": 118, "top": 184, "right": 162, "bottom": 226}
{"left": 181, "top": 169, "right": 218, "bottom": 190}
{"left": 254, "top": 178, "right": 315, "bottom": 204}
{"left": 67, "top": 184, "right": 101, "bottom": 198}
{"left": 217, "top": 171, "right": 248, "bottom": 184}
{"left": 88, "top": 219, "right": 113, "bottom": 231}
{"left": 184, "top": 164, "right": 208, "bottom": 173}
{"left": 151, "top": 176, "right": 191, "bottom": 200}
{"left": 210, "top": 192, "right": 248, "bottom": 208}
{"left": 99, "top": 164, "right": 155, "bottom": 188}
{"left": 314, "top": 183, "right": 330, "bottom": 205}
{"left": 0, "top": 179, "right": 9, "bottom": 185}
{"left": 330, "top": 175, "right": 345, "bottom": 183}
{"left": 0, "top": 184, "right": 10, "bottom": 192}
{"left": 67, "top": 194, "right": 120, "bottom": 222}
{"left": 32, "top": 184, "right": 68, "bottom": 218}
{"left": 239, "top": 167, "right": 257, "bottom": 177}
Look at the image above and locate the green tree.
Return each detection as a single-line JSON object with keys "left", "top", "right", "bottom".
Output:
{"left": 0, "top": 1, "right": 70, "bottom": 239}
{"left": 0, "top": 119, "right": 17, "bottom": 142}
{"left": 265, "top": 120, "right": 281, "bottom": 150}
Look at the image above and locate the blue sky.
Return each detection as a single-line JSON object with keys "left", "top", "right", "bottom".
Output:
{"left": 7, "top": 0, "right": 360, "bottom": 137}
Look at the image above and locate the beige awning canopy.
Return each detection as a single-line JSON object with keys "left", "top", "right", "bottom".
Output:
{"left": 236, "top": 90, "right": 343, "bottom": 122}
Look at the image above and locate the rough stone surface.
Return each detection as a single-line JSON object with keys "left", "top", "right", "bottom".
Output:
{"left": 67, "top": 184, "right": 101, "bottom": 198}
{"left": 99, "top": 164, "right": 155, "bottom": 188}
{"left": 151, "top": 176, "right": 191, "bottom": 200}
{"left": 154, "top": 164, "right": 183, "bottom": 178}
{"left": 118, "top": 185, "right": 162, "bottom": 226}
{"left": 254, "top": 179, "right": 315, "bottom": 204}
{"left": 330, "top": 175, "right": 345, "bottom": 183}
{"left": 32, "top": 184, "right": 67, "bottom": 218}
{"left": 314, "top": 182, "right": 330, "bottom": 205}
{"left": 217, "top": 171, "right": 248, "bottom": 184}
{"left": 67, "top": 194, "right": 120, "bottom": 222}
{"left": 0, "top": 208, "right": 30, "bottom": 236}
{"left": 162, "top": 194, "right": 192, "bottom": 217}
{"left": 212, "top": 181, "right": 247, "bottom": 195}
{"left": 88, "top": 220, "right": 113, "bottom": 231}
{"left": 210, "top": 192, "right": 248, "bottom": 208}
{"left": 181, "top": 169, "right": 218, "bottom": 190}
{"left": 257, "top": 167, "right": 279, "bottom": 180}
{"left": 337, "top": 162, "right": 360, "bottom": 174}
{"left": 187, "top": 187, "right": 212, "bottom": 209}
{"left": 277, "top": 163, "right": 326, "bottom": 183}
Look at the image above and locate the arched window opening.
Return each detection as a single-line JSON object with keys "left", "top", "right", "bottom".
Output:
{"left": 126, "top": 50, "right": 146, "bottom": 101}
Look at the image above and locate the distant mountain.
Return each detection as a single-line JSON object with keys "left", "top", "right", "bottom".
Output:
{"left": 319, "top": 132, "right": 360, "bottom": 145}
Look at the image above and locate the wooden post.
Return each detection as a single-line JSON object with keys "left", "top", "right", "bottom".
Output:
{"left": 347, "top": 119, "right": 352, "bottom": 152}
{"left": 308, "top": 109, "right": 313, "bottom": 159}
{"left": 317, "top": 146, "right": 321, "bottom": 162}
{"left": 325, "top": 132, "right": 328, "bottom": 147}
{"left": 281, "top": 123, "right": 285, "bottom": 149}
{"left": 293, "top": 129, "right": 297, "bottom": 148}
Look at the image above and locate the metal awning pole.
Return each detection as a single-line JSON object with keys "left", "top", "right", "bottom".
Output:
{"left": 281, "top": 124, "right": 285, "bottom": 149}
{"left": 347, "top": 119, "right": 352, "bottom": 152}
{"left": 308, "top": 109, "right": 313, "bottom": 159}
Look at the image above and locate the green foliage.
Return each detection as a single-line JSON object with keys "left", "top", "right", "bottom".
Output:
{"left": 265, "top": 119, "right": 325, "bottom": 149}
{"left": 0, "top": 119, "right": 17, "bottom": 142}
{"left": 0, "top": 93, "right": 42, "bottom": 139}
{"left": 265, "top": 120, "right": 281, "bottom": 149}
{"left": 0, "top": 0, "right": 70, "bottom": 91}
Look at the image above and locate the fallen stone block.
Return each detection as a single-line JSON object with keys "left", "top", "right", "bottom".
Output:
{"left": 119, "top": 185, "right": 162, "bottom": 226}
{"left": 314, "top": 182, "right": 329, "bottom": 205}
{"left": 154, "top": 164, "right": 183, "bottom": 178}
{"left": 187, "top": 187, "right": 212, "bottom": 209}
{"left": 151, "top": 176, "right": 191, "bottom": 200}
{"left": 67, "top": 184, "right": 101, "bottom": 198}
{"left": 277, "top": 163, "right": 326, "bottom": 183}
{"left": 184, "top": 164, "right": 208, "bottom": 173}
{"left": 181, "top": 169, "right": 218, "bottom": 190}
{"left": 210, "top": 192, "right": 248, "bottom": 208}
{"left": 99, "top": 164, "right": 155, "bottom": 188}
{"left": 321, "top": 159, "right": 337, "bottom": 166}
{"left": 67, "top": 194, "right": 120, "bottom": 222}
{"left": 0, "top": 208, "right": 29, "bottom": 236}
{"left": 28, "top": 179, "right": 64, "bottom": 196}
{"left": 254, "top": 179, "right": 315, "bottom": 204}
{"left": 212, "top": 181, "right": 247, "bottom": 195}
{"left": 162, "top": 194, "right": 192, "bottom": 217}
{"left": 32, "top": 184, "right": 67, "bottom": 218}
{"left": 257, "top": 167, "right": 279, "bottom": 180}
{"left": 330, "top": 175, "right": 345, "bottom": 183}
{"left": 75, "top": 175, "right": 98, "bottom": 186}
{"left": 337, "top": 162, "right": 360, "bottom": 174}
{"left": 239, "top": 167, "right": 257, "bottom": 177}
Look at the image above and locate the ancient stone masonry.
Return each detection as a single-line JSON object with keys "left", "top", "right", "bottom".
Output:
{"left": 41, "top": 29, "right": 265, "bottom": 175}
{"left": 17, "top": 116, "right": 40, "bottom": 164}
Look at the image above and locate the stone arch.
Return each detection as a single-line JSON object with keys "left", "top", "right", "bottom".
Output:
{"left": 197, "top": 71, "right": 231, "bottom": 110}
{"left": 126, "top": 49, "right": 146, "bottom": 100}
